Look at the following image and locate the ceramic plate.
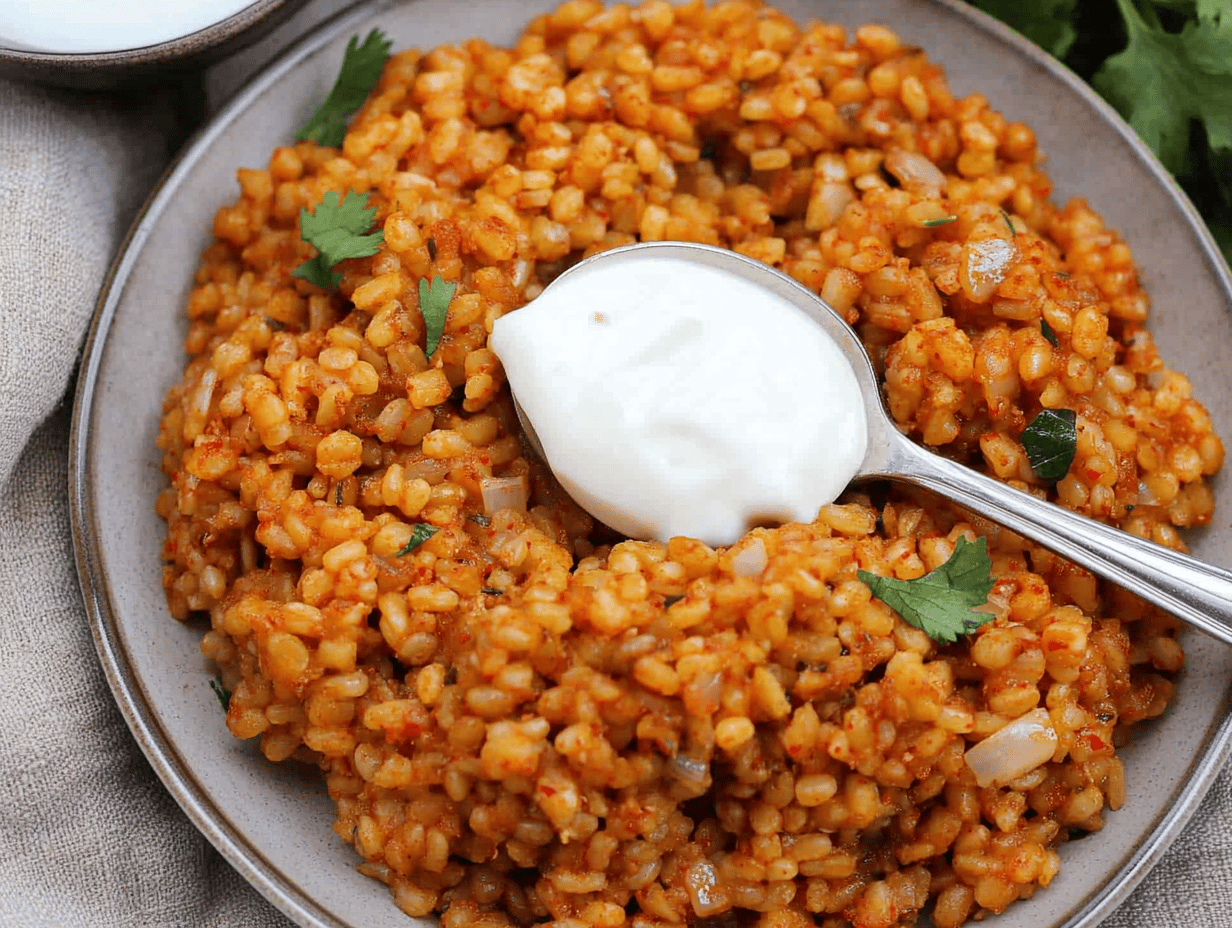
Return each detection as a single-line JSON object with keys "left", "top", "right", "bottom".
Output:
{"left": 69, "top": 1, "right": 1232, "bottom": 927}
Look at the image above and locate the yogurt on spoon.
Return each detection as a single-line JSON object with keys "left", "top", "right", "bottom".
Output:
{"left": 490, "top": 244, "right": 869, "bottom": 547}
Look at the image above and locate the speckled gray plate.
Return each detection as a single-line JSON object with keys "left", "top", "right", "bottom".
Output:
{"left": 69, "top": 2, "right": 1232, "bottom": 927}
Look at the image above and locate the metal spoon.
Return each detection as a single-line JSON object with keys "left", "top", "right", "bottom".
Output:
{"left": 512, "top": 240, "right": 1232, "bottom": 646}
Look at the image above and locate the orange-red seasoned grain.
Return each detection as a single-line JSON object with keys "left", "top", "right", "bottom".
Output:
{"left": 157, "top": 2, "right": 1224, "bottom": 926}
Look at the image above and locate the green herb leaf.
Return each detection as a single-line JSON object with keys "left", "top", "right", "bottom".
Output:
{"left": 1093, "top": 0, "right": 1232, "bottom": 180}
{"left": 209, "top": 676, "right": 231, "bottom": 712}
{"left": 396, "top": 524, "right": 439, "bottom": 556}
{"left": 292, "top": 190, "right": 385, "bottom": 291}
{"left": 1000, "top": 209, "right": 1018, "bottom": 235}
{"left": 923, "top": 215, "right": 958, "bottom": 227}
{"left": 966, "top": 0, "right": 1232, "bottom": 268}
{"left": 1040, "top": 317, "right": 1059, "bottom": 347}
{"left": 420, "top": 275, "right": 457, "bottom": 357}
{"left": 1021, "top": 408, "right": 1078, "bottom": 482}
{"left": 296, "top": 28, "right": 393, "bottom": 147}
{"left": 396, "top": 525, "right": 441, "bottom": 554}
{"left": 858, "top": 537, "right": 997, "bottom": 644}
{"left": 966, "top": 0, "right": 1080, "bottom": 57}
{"left": 293, "top": 254, "right": 342, "bottom": 291}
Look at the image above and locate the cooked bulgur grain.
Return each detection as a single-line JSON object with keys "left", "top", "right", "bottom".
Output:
{"left": 157, "top": 2, "right": 1225, "bottom": 926}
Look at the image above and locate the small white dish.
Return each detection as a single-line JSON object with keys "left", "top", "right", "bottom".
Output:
{"left": 0, "top": 0, "right": 312, "bottom": 89}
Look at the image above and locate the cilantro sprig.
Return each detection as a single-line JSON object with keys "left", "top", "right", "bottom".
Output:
{"left": 966, "top": 0, "right": 1232, "bottom": 264}
{"left": 858, "top": 537, "right": 998, "bottom": 644}
{"left": 420, "top": 276, "right": 457, "bottom": 357}
{"left": 292, "top": 190, "right": 385, "bottom": 291}
{"left": 296, "top": 28, "right": 393, "bottom": 147}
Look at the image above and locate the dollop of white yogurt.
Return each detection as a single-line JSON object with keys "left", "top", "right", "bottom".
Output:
{"left": 0, "top": 0, "right": 255, "bottom": 53}
{"left": 490, "top": 250, "right": 868, "bottom": 547}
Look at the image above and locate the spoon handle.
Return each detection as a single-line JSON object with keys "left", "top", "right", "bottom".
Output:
{"left": 878, "top": 435, "right": 1232, "bottom": 647}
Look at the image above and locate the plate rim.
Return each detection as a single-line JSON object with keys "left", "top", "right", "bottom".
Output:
{"left": 68, "top": 2, "right": 1232, "bottom": 927}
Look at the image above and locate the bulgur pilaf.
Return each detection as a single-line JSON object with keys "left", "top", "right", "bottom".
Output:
{"left": 156, "top": 2, "right": 1226, "bottom": 926}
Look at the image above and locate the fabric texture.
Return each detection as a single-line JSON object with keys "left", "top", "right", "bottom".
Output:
{"left": 0, "top": 2, "right": 1229, "bottom": 926}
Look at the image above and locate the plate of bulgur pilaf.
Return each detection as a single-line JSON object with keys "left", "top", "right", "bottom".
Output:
{"left": 70, "top": 1, "right": 1232, "bottom": 928}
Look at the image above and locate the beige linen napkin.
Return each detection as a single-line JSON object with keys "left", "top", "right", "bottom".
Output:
{"left": 0, "top": 73, "right": 294, "bottom": 928}
{"left": 0, "top": 2, "right": 1229, "bottom": 926}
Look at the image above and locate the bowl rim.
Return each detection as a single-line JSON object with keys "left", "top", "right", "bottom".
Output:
{"left": 68, "top": 1, "right": 1232, "bottom": 927}
{"left": 0, "top": 0, "right": 306, "bottom": 71}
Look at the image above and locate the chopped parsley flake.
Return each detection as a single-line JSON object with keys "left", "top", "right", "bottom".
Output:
{"left": 420, "top": 275, "right": 457, "bottom": 358}
{"left": 396, "top": 524, "right": 439, "bottom": 556}
{"left": 1040, "top": 317, "right": 1059, "bottom": 347}
{"left": 1021, "top": 408, "right": 1078, "bottom": 483}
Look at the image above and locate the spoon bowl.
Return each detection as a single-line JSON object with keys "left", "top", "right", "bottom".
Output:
{"left": 513, "top": 240, "right": 1232, "bottom": 645}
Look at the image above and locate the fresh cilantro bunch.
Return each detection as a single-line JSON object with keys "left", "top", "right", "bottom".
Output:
{"left": 966, "top": 0, "right": 1232, "bottom": 265}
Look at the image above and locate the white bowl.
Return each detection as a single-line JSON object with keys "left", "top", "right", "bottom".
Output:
{"left": 0, "top": 0, "right": 312, "bottom": 89}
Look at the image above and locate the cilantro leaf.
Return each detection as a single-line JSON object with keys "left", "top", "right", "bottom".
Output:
{"left": 419, "top": 275, "right": 457, "bottom": 357}
{"left": 966, "top": 0, "right": 1080, "bottom": 57}
{"left": 294, "top": 254, "right": 342, "bottom": 291}
{"left": 1093, "top": 0, "right": 1232, "bottom": 188}
{"left": 396, "top": 524, "right": 438, "bottom": 556}
{"left": 858, "top": 537, "right": 997, "bottom": 644}
{"left": 967, "top": 0, "right": 1232, "bottom": 267}
{"left": 292, "top": 190, "right": 384, "bottom": 291}
{"left": 296, "top": 28, "right": 393, "bottom": 147}
{"left": 1021, "top": 408, "right": 1078, "bottom": 483}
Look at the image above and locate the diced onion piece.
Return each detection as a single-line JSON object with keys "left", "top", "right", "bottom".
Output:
{"left": 730, "top": 536, "right": 768, "bottom": 578}
{"left": 960, "top": 237, "right": 1016, "bottom": 303}
{"left": 480, "top": 474, "right": 529, "bottom": 515}
{"left": 964, "top": 707, "right": 1058, "bottom": 787}
{"left": 685, "top": 860, "right": 727, "bottom": 918}
{"left": 884, "top": 148, "right": 947, "bottom": 198}
{"left": 807, "top": 181, "right": 855, "bottom": 231}
{"left": 670, "top": 754, "right": 710, "bottom": 786}
{"left": 183, "top": 366, "right": 218, "bottom": 442}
